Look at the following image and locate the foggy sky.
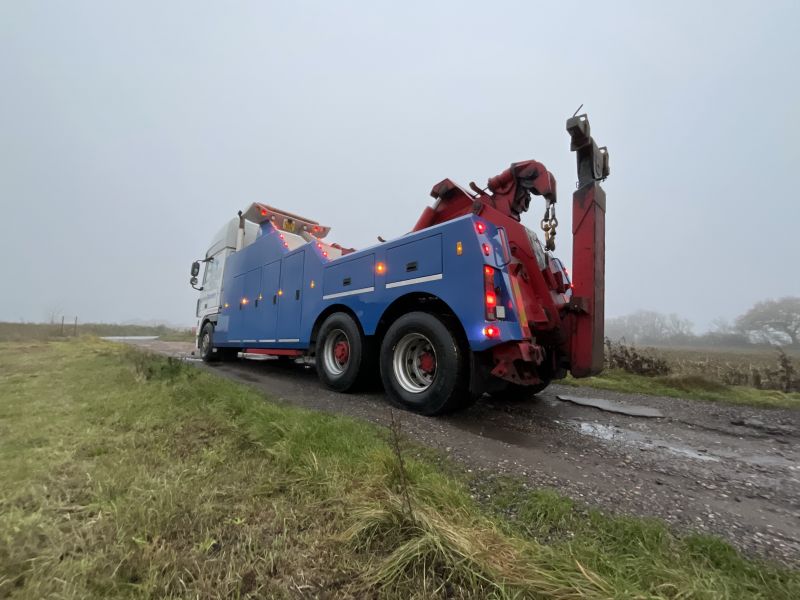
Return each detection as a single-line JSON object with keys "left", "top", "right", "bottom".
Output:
{"left": 1, "top": 1, "right": 798, "bottom": 330}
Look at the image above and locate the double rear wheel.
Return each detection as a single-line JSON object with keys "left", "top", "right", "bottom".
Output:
{"left": 315, "top": 311, "right": 473, "bottom": 415}
{"left": 379, "top": 312, "right": 473, "bottom": 415}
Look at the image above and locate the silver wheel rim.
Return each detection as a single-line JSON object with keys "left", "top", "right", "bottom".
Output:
{"left": 201, "top": 331, "right": 211, "bottom": 354}
{"left": 393, "top": 333, "right": 437, "bottom": 394}
{"left": 322, "top": 328, "right": 350, "bottom": 376}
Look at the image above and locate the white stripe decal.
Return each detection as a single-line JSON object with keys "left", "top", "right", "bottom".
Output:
{"left": 228, "top": 339, "right": 241, "bottom": 343}
{"left": 322, "top": 286, "right": 375, "bottom": 300}
{"left": 278, "top": 338, "right": 300, "bottom": 343}
{"left": 242, "top": 339, "right": 257, "bottom": 343}
{"left": 258, "top": 339, "right": 276, "bottom": 343}
{"left": 385, "top": 273, "right": 443, "bottom": 289}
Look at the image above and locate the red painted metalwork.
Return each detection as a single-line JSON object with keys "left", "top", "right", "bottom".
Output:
{"left": 565, "top": 114, "right": 609, "bottom": 376}
{"left": 334, "top": 340, "right": 350, "bottom": 365}
{"left": 243, "top": 348, "right": 304, "bottom": 356}
{"left": 568, "top": 182, "right": 605, "bottom": 376}
{"left": 418, "top": 352, "right": 435, "bottom": 374}
{"left": 413, "top": 113, "right": 609, "bottom": 385}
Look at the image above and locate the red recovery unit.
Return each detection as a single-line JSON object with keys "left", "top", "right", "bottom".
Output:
{"left": 413, "top": 113, "right": 609, "bottom": 386}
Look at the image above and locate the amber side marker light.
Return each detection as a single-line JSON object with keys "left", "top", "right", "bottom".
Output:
{"left": 376, "top": 262, "right": 386, "bottom": 274}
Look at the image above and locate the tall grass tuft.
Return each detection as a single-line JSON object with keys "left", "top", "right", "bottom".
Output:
{"left": 344, "top": 489, "right": 612, "bottom": 599}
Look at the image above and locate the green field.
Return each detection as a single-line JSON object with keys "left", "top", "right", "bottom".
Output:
{"left": 562, "top": 369, "right": 800, "bottom": 409}
{"left": 564, "top": 344, "right": 800, "bottom": 409}
{"left": 0, "top": 321, "right": 194, "bottom": 343}
{"left": 1, "top": 340, "right": 798, "bottom": 599}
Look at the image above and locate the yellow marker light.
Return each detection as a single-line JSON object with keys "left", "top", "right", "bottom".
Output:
{"left": 278, "top": 289, "right": 283, "bottom": 296}
{"left": 241, "top": 297, "right": 249, "bottom": 305}
{"left": 456, "top": 241, "right": 463, "bottom": 255}
{"left": 376, "top": 262, "right": 386, "bottom": 274}
{"left": 224, "top": 303, "right": 229, "bottom": 309}
{"left": 310, "top": 280, "right": 315, "bottom": 288}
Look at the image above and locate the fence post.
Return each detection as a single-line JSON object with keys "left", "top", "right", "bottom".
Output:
{"left": 60, "top": 316, "right": 65, "bottom": 336}
{"left": 74, "top": 316, "right": 78, "bottom": 337}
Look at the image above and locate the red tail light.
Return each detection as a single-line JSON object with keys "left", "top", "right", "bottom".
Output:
{"left": 475, "top": 221, "right": 486, "bottom": 234}
{"left": 482, "top": 325, "right": 499, "bottom": 338}
{"left": 484, "top": 266, "right": 497, "bottom": 320}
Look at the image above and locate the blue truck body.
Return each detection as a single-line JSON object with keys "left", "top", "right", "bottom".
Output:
{"left": 213, "top": 213, "right": 522, "bottom": 353}
{"left": 192, "top": 114, "right": 609, "bottom": 415}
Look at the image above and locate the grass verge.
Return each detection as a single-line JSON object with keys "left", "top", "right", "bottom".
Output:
{"left": 0, "top": 340, "right": 797, "bottom": 598}
{"left": 561, "top": 369, "right": 800, "bottom": 409}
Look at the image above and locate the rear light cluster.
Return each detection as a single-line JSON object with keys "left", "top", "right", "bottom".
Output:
{"left": 477, "top": 220, "right": 501, "bottom": 339}
{"left": 484, "top": 265, "right": 497, "bottom": 320}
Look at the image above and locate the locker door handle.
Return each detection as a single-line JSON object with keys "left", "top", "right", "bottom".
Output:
{"left": 295, "top": 289, "right": 300, "bottom": 300}
{"left": 273, "top": 295, "right": 277, "bottom": 305}
{"left": 343, "top": 277, "right": 351, "bottom": 286}
{"left": 406, "top": 261, "right": 418, "bottom": 272}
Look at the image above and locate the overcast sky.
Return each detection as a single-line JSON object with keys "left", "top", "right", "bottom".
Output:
{"left": 1, "top": 1, "right": 798, "bottom": 330}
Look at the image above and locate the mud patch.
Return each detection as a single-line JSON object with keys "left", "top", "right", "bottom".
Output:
{"left": 557, "top": 394, "right": 663, "bottom": 418}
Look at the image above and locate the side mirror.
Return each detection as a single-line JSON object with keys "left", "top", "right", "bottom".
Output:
{"left": 191, "top": 261, "right": 200, "bottom": 277}
{"left": 190, "top": 276, "right": 198, "bottom": 287}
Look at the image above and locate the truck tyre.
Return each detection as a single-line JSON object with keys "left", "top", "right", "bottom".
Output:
{"left": 380, "top": 312, "right": 472, "bottom": 415}
{"left": 199, "top": 321, "right": 221, "bottom": 363}
{"left": 316, "top": 313, "right": 370, "bottom": 392}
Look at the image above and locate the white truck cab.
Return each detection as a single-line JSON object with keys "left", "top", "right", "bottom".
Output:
{"left": 191, "top": 217, "right": 260, "bottom": 339}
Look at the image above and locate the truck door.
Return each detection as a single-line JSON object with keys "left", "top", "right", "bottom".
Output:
{"left": 241, "top": 267, "right": 262, "bottom": 342}
{"left": 276, "top": 251, "right": 305, "bottom": 341}
{"left": 224, "top": 273, "right": 246, "bottom": 342}
{"left": 259, "top": 260, "right": 282, "bottom": 341}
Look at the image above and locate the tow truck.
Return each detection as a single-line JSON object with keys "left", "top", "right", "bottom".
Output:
{"left": 190, "top": 114, "right": 609, "bottom": 414}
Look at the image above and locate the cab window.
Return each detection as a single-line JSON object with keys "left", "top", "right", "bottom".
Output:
{"left": 202, "top": 251, "right": 226, "bottom": 289}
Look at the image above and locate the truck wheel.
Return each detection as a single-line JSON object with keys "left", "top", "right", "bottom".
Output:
{"left": 492, "top": 380, "right": 551, "bottom": 401}
{"left": 316, "top": 313, "right": 369, "bottom": 392}
{"left": 380, "top": 312, "right": 472, "bottom": 415}
{"left": 199, "top": 322, "right": 220, "bottom": 363}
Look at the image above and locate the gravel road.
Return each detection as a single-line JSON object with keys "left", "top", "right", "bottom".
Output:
{"left": 124, "top": 339, "right": 800, "bottom": 567}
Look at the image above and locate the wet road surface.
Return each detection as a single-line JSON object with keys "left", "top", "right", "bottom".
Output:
{"left": 124, "top": 339, "right": 800, "bottom": 567}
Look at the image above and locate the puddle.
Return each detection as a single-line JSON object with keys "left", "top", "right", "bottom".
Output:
{"left": 573, "top": 421, "right": 719, "bottom": 462}
{"left": 101, "top": 335, "right": 159, "bottom": 341}
{"left": 558, "top": 395, "right": 663, "bottom": 418}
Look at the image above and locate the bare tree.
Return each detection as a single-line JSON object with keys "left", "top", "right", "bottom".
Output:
{"left": 605, "top": 310, "right": 693, "bottom": 345}
{"left": 736, "top": 297, "right": 800, "bottom": 346}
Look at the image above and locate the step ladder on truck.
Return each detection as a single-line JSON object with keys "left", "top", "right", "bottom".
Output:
{"left": 189, "top": 114, "right": 610, "bottom": 415}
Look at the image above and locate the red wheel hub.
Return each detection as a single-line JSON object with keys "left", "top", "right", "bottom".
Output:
{"left": 334, "top": 340, "right": 350, "bottom": 364}
{"left": 418, "top": 351, "right": 436, "bottom": 374}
